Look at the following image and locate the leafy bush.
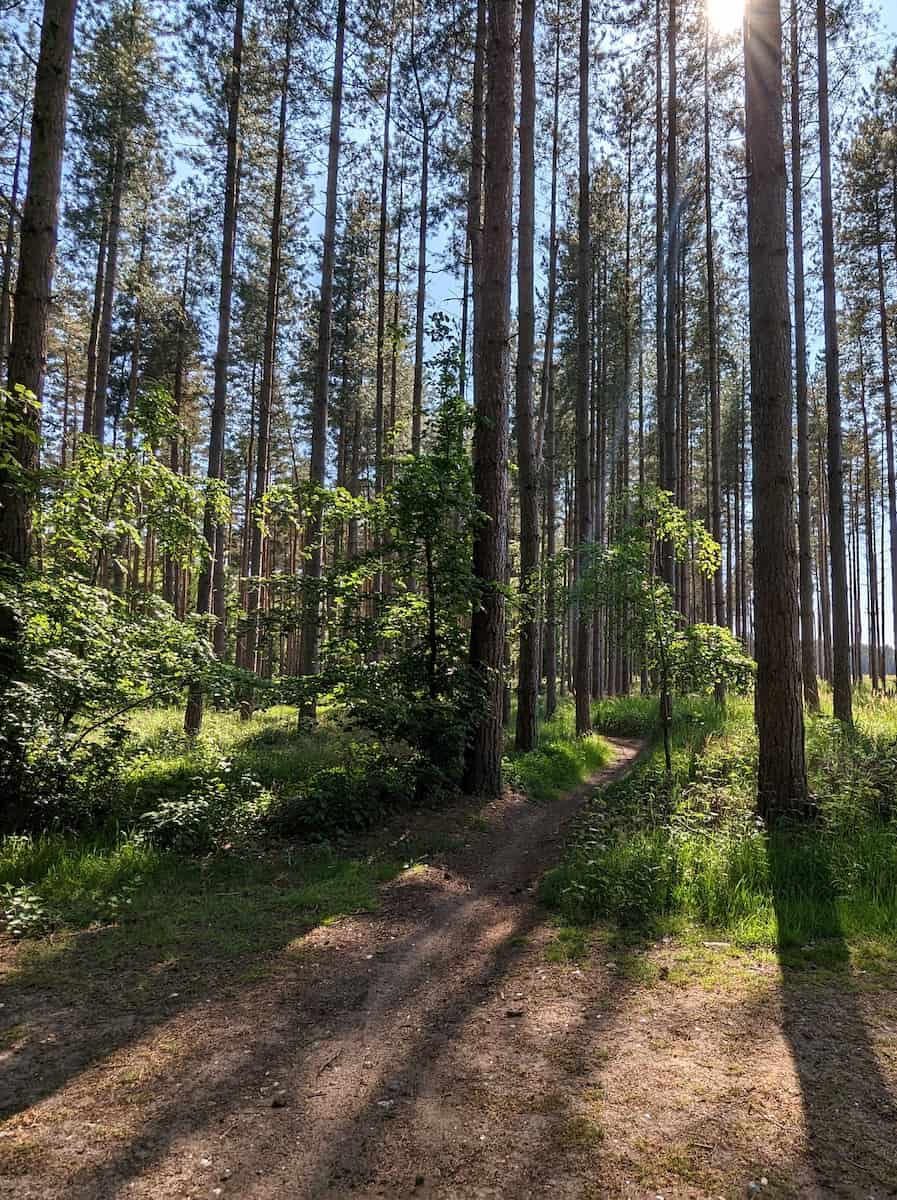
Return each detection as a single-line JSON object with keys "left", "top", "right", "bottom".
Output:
{"left": 138, "top": 771, "right": 271, "bottom": 854}
{"left": 268, "top": 741, "right": 425, "bottom": 839}
{"left": 343, "top": 656, "right": 480, "bottom": 783}
{"left": 668, "top": 624, "right": 755, "bottom": 695}
{"left": 1, "top": 884, "right": 59, "bottom": 938}
{"left": 0, "top": 567, "right": 215, "bottom": 831}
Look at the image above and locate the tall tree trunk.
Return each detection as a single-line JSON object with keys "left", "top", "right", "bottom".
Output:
{"left": 744, "top": 0, "right": 808, "bottom": 819}
{"left": 876, "top": 221, "right": 897, "bottom": 683}
{"left": 816, "top": 0, "right": 852, "bottom": 723}
{"left": 573, "top": 0, "right": 592, "bottom": 735}
{"left": 0, "top": 0, "right": 78, "bottom": 829}
{"left": 466, "top": 0, "right": 485, "bottom": 399}
{"left": 463, "top": 0, "right": 513, "bottom": 796}
{"left": 300, "top": 0, "right": 346, "bottom": 699}
{"left": 411, "top": 119, "right": 429, "bottom": 454}
{"left": 817, "top": 439, "right": 833, "bottom": 680}
{"left": 82, "top": 194, "right": 109, "bottom": 438}
{"left": 186, "top": 0, "right": 244, "bottom": 734}
{"left": 661, "top": 0, "right": 678, "bottom": 588}
{"left": 789, "top": 0, "right": 820, "bottom": 710}
{"left": 704, "top": 22, "right": 724, "bottom": 638}
{"left": 374, "top": 1, "right": 394, "bottom": 492}
{"left": 541, "top": 12, "right": 561, "bottom": 720}
{"left": 0, "top": 85, "right": 28, "bottom": 371}
{"left": 92, "top": 137, "right": 126, "bottom": 444}
{"left": 247, "top": 10, "right": 293, "bottom": 674}
{"left": 859, "top": 342, "right": 879, "bottom": 690}
{"left": 654, "top": 0, "right": 665, "bottom": 500}
{"left": 1, "top": 0, "right": 77, "bottom": 568}
{"left": 514, "top": 0, "right": 538, "bottom": 752}
{"left": 164, "top": 239, "right": 191, "bottom": 611}
{"left": 388, "top": 155, "right": 405, "bottom": 483}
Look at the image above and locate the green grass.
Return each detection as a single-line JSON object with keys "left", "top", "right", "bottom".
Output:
{"left": 543, "top": 691, "right": 897, "bottom": 954}
{"left": 1, "top": 694, "right": 612, "bottom": 962}
{"left": 503, "top": 700, "right": 612, "bottom": 803}
{"left": 592, "top": 694, "right": 660, "bottom": 737}
{"left": 121, "top": 704, "right": 357, "bottom": 811}
{"left": 0, "top": 829, "right": 406, "bottom": 977}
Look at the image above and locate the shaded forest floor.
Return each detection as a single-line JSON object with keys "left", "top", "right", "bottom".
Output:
{"left": 2, "top": 736, "right": 897, "bottom": 1199}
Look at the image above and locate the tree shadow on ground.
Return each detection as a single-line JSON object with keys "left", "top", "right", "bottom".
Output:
{"left": 769, "top": 833, "right": 897, "bottom": 1196}
{"left": 0, "top": 742, "right": 644, "bottom": 1198}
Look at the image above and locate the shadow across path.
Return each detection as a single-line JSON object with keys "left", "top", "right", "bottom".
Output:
{"left": 770, "top": 833, "right": 897, "bottom": 1197}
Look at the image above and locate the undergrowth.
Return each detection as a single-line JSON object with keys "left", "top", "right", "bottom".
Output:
{"left": 504, "top": 701, "right": 611, "bottom": 803}
{"left": 543, "top": 692, "right": 897, "bottom": 949}
{"left": 1, "top": 697, "right": 606, "bottom": 943}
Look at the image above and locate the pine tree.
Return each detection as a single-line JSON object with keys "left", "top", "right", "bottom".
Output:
{"left": 744, "top": 0, "right": 808, "bottom": 818}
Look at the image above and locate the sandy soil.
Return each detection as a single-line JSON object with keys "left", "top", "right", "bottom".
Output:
{"left": 1, "top": 736, "right": 896, "bottom": 1199}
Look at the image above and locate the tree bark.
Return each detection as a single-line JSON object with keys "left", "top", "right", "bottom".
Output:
{"left": 185, "top": 0, "right": 244, "bottom": 735}
{"left": 0, "top": 85, "right": 28, "bottom": 372}
{"left": 789, "top": 0, "right": 819, "bottom": 710}
{"left": 82, "top": 194, "right": 109, "bottom": 438}
{"left": 744, "top": 0, "right": 808, "bottom": 818}
{"left": 661, "top": 0, "right": 678, "bottom": 589}
{"left": 876, "top": 220, "right": 897, "bottom": 684}
{"left": 0, "top": 0, "right": 78, "bottom": 829}
{"left": 247, "top": 8, "right": 293, "bottom": 673}
{"left": 514, "top": 0, "right": 539, "bottom": 752}
{"left": 654, "top": 0, "right": 665, "bottom": 502}
{"left": 374, "top": 1, "right": 395, "bottom": 493}
{"left": 92, "top": 136, "right": 126, "bottom": 444}
{"left": 573, "top": 0, "right": 592, "bottom": 736}
{"left": 463, "top": 0, "right": 513, "bottom": 797}
{"left": 541, "top": 13, "right": 561, "bottom": 721}
{"left": 704, "top": 22, "right": 724, "bottom": 638}
{"left": 816, "top": 0, "right": 852, "bottom": 723}
{"left": 1, "top": 0, "right": 78, "bottom": 568}
{"left": 300, "top": 0, "right": 346, "bottom": 695}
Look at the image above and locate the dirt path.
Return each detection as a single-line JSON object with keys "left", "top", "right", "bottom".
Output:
{"left": 3, "top": 735, "right": 897, "bottom": 1199}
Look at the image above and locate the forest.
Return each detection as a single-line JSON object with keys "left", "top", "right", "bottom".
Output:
{"left": 2, "top": 0, "right": 897, "bottom": 1195}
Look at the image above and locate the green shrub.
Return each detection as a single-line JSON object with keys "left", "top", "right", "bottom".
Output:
{"left": 138, "top": 771, "right": 271, "bottom": 854}
{"left": 1, "top": 884, "right": 60, "bottom": 938}
{"left": 268, "top": 742, "right": 425, "bottom": 839}
{"left": 591, "top": 696, "right": 659, "bottom": 737}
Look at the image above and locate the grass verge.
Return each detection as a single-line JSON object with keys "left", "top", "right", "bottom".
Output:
{"left": 1, "top": 698, "right": 609, "bottom": 956}
{"left": 543, "top": 691, "right": 897, "bottom": 953}
{"left": 503, "top": 701, "right": 612, "bottom": 803}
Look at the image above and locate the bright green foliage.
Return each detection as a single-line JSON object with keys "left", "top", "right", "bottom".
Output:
{"left": 0, "top": 569, "right": 216, "bottom": 827}
{"left": 668, "top": 624, "right": 755, "bottom": 696}
{"left": 545, "top": 695, "right": 897, "bottom": 950}
{"left": 592, "top": 695, "right": 660, "bottom": 736}
{"left": 267, "top": 741, "right": 426, "bottom": 839}
{"left": 504, "top": 700, "right": 612, "bottom": 803}
{"left": 0, "top": 385, "right": 235, "bottom": 830}
{"left": 40, "top": 433, "right": 229, "bottom": 584}
{"left": 578, "top": 488, "right": 721, "bottom": 677}
{"left": 318, "top": 347, "right": 481, "bottom": 781}
{"left": 0, "top": 831, "right": 403, "bottom": 965}
{"left": 0, "top": 386, "right": 40, "bottom": 489}
{"left": 577, "top": 487, "right": 732, "bottom": 769}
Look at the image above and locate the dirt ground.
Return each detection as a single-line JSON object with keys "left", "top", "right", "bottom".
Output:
{"left": 2, "top": 736, "right": 897, "bottom": 1199}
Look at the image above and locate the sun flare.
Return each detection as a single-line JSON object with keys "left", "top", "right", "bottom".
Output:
{"left": 707, "top": 0, "right": 745, "bottom": 34}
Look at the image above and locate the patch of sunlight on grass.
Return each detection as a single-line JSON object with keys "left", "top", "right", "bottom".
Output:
{"left": 504, "top": 699, "right": 612, "bottom": 804}
{"left": 545, "top": 925, "right": 590, "bottom": 964}
{"left": 3, "top": 846, "right": 407, "bottom": 992}
{"left": 545, "top": 691, "right": 897, "bottom": 957}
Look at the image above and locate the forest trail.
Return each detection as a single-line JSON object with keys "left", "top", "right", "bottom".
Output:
{"left": 4, "top": 734, "right": 897, "bottom": 1199}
